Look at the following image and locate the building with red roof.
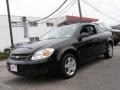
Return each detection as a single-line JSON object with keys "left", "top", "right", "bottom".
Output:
{"left": 47, "top": 15, "right": 98, "bottom": 27}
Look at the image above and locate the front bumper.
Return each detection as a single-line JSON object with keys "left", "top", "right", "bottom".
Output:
{"left": 7, "top": 58, "right": 59, "bottom": 76}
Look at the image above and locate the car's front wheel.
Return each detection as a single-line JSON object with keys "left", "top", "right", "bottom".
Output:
{"left": 104, "top": 43, "right": 113, "bottom": 59}
{"left": 60, "top": 53, "right": 77, "bottom": 79}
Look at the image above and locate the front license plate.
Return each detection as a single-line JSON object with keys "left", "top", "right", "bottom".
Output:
{"left": 10, "top": 64, "right": 18, "bottom": 72}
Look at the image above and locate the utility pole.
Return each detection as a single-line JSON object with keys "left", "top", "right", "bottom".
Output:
{"left": 77, "top": 0, "right": 82, "bottom": 21}
{"left": 6, "top": 0, "right": 14, "bottom": 48}
{"left": 22, "top": 17, "right": 28, "bottom": 38}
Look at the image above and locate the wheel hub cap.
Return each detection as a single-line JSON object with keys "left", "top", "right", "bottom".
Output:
{"left": 65, "top": 57, "right": 76, "bottom": 76}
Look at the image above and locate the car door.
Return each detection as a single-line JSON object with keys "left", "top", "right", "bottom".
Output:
{"left": 77, "top": 25, "right": 99, "bottom": 62}
{"left": 94, "top": 24, "right": 108, "bottom": 54}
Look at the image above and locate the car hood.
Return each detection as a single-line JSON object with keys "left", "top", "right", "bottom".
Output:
{"left": 12, "top": 38, "right": 69, "bottom": 54}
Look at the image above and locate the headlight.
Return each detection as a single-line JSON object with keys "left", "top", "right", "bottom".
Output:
{"left": 31, "top": 48, "right": 55, "bottom": 61}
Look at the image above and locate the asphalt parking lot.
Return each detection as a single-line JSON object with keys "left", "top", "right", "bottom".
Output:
{"left": 0, "top": 44, "right": 120, "bottom": 90}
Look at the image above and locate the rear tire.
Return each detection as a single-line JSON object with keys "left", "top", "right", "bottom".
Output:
{"left": 104, "top": 43, "right": 113, "bottom": 59}
{"left": 60, "top": 53, "right": 77, "bottom": 79}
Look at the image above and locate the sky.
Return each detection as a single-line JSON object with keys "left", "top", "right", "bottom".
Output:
{"left": 0, "top": 0, "right": 120, "bottom": 25}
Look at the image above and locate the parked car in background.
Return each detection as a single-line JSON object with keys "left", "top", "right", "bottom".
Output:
{"left": 111, "top": 25, "right": 120, "bottom": 30}
{"left": 7, "top": 23, "right": 113, "bottom": 79}
{"left": 4, "top": 42, "right": 30, "bottom": 53}
{"left": 109, "top": 29, "right": 120, "bottom": 45}
{"left": 94, "top": 23, "right": 120, "bottom": 45}
{"left": 110, "top": 25, "right": 120, "bottom": 45}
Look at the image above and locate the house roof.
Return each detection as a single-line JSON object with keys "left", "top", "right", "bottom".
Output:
{"left": 66, "top": 15, "right": 98, "bottom": 22}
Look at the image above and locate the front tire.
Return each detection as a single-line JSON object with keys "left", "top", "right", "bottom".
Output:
{"left": 104, "top": 43, "right": 113, "bottom": 59}
{"left": 60, "top": 53, "right": 77, "bottom": 79}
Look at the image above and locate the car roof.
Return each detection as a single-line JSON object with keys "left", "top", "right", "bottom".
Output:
{"left": 59, "top": 23, "right": 95, "bottom": 29}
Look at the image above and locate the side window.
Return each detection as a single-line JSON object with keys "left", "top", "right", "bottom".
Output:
{"left": 80, "top": 25, "right": 96, "bottom": 37}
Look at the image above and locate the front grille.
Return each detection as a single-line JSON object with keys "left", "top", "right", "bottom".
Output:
{"left": 10, "top": 54, "right": 31, "bottom": 60}
{"left": 18, "top": 65, "right": 48, "bottom": 75}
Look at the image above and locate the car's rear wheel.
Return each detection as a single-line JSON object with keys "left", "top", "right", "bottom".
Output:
{"left": 104, "top": 43, "right": 113, "bottom": 59}
{"left": 60, "top": 53, "right": 77, "bottom": 79}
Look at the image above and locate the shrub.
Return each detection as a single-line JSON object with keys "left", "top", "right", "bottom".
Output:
{"left": 0, "top": 52, "right": 9, "bottom": 60}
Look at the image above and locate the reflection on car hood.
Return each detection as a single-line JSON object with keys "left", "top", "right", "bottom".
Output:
{"left": 12, "top": 38, "right": 68, "bottom": 54}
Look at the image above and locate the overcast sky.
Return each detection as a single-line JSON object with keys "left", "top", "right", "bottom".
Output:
{"left": 0, "top": 0, "right": 120, "bottom": 25}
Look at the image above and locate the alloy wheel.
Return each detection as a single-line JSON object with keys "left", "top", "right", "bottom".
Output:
{"left": 64, "top": 57, "right": 77, "bottom": 76}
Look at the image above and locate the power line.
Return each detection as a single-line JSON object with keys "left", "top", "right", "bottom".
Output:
{"left": 38, "top": 0, "right": 76, "bottom": 24}
{"left": 91, "top": 0, "right": 120, "bottom": 18}
{"left": 54, "top": 0, "right": 76, "bottom": 17}
{"left": 107, "top": 0, "right": 120, "bottom": 12}
{"left": 82, "top": 0, "right": 120, "bottom": 23}
{"left": 31, "top": 0, "right": 68, "bottom": 22}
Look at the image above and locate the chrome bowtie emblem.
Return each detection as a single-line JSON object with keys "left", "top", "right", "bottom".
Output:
{"left": 16, "top": 56, "right": 19, "bottom": 58}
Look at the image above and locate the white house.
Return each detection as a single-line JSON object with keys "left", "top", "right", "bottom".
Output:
{"left": 0, "top": 15, "right": 54, "bottom": 51}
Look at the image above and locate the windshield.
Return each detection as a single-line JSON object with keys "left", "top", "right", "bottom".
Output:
{"left": 40, "top": 26, "right": 76, "bottom": 40}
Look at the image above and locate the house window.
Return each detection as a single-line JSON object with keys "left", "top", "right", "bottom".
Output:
{"left": 46, "top": 22, "right": 54, "bottom": 27}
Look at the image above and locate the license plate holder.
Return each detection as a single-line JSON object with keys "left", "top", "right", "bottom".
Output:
{"left": 10, "top": 64, "right": 18, "bottom": 72}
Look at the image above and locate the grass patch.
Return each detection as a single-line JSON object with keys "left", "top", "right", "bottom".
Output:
{"left": 0, "top": 52, "right": 10, "bottom": 61}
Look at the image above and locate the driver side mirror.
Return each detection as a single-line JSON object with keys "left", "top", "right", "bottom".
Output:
{"left": 80, "top": 32, "right": 90, "bottom": 38}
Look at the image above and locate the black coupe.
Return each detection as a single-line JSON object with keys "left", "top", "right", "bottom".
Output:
{"left": 7, "top": 23, "right": 113, "bottom": 79}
